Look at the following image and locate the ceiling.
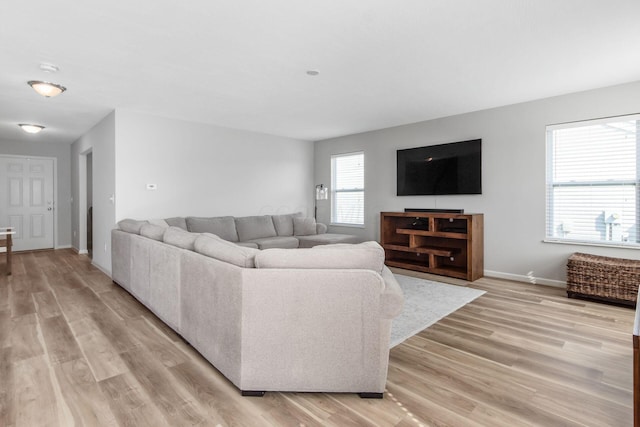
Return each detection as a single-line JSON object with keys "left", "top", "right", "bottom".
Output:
{"left": 2, "top": 0, "right": 640, "bottom": 145}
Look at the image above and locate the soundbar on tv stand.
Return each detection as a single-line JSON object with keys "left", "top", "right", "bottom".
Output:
{"left": 404, "top": 208, "right": 464, "bottom": 214}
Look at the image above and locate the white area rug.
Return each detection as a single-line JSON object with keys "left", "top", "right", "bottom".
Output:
{"left": 390, "top": 275, "right": 486, "bottom": 348}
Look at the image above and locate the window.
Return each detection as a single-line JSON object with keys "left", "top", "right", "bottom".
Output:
{"left": 331, "top": 152, "right": 364, "bottom": 226}
{"left": 546, "top": 115, "right": 640, "bottom": 247}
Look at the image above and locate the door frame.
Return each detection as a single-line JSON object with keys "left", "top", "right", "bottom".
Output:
{"left": 0, "top": 154, "right": 58, "bottom": 250}
{"left": 78, "top": 148, "right": 92, "bottom": 255}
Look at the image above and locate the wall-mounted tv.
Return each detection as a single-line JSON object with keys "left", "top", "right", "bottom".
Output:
{"left": 397, "top": 139, "right": 482, "bottom": 196}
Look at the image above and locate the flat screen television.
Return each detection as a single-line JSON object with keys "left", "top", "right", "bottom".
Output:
{"left": 397, "top": 139, "right": 482, "bottom": 196}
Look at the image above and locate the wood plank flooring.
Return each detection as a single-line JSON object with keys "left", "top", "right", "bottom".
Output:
{"left": 0, "top": 249, "right": 633, "bottom": 426}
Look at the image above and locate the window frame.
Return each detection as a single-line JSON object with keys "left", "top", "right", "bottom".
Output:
{"left": 545, "top": 114, "right": 640, "bottom": 249}
{"left": 330, "top": 151, "right": 365, "bottom": 227}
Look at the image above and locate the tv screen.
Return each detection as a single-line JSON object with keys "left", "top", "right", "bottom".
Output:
{"left": 397, "top": 139, "right": 482, "bottom": 196}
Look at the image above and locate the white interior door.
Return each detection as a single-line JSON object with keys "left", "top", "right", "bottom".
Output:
{"left": 0, "top": 156, "right": 55, "bottom": 251}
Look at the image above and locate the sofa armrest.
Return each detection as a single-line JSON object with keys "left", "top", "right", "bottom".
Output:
{"left": 111, "top": 229, "right": 132, "bottom": 290}
{"left": 316, "top": 222, "right": 328, "bottom": 234}
{"left": 239, "top": 268, "right": 390, "bottom": 392}
{"left": 380, "top": 266, "right": 404, "bottom": 319}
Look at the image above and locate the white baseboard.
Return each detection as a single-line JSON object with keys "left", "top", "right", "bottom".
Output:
{"left": 91, "top": 261, "right": 112, "bottom": 279}
{"left": 55, "top": 244, "right": 72, "bottom": 250}
{"left": 67, "top": 247, "right": 110, "bottom": 277}
{"left": 484, "top": 270, "right": 566, "bottom": 288}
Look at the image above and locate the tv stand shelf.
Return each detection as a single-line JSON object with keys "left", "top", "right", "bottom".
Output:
{"left": 384, "top": 243, "right": 459, "bottom": 258}
{"left": 395, "top": 228, "right": 468, "bottom": 239}
{"left": 381, "top": 211, "right": 484, "bottom": 281}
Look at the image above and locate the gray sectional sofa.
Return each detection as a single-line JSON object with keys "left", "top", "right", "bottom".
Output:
{"left": 111, "top": 212, "right": 404, "bottom": 397}
{"left": 155, "top": 212, "right": 361, "bottom": 248}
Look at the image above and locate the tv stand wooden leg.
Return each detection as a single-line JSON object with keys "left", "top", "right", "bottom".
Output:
{"left": 634, "top": 335, "right": 639, "bottom": 426}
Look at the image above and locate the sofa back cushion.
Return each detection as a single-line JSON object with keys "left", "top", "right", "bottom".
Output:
{"left": 163, "top": 227, "right": 200, "bottom": 250}
{"left": 194, "top": 233, "right": 260, "bottom": 268}
{"left": 235, "top": 215, "right": 277, "bottom": 241}
{"left": 186, "top": 216, "right": 239, "bottom": 242}
{"left": 254, "top": 241, "right": 385, "bottom": 273}
{"left": 165, "top": 217, "right": 187, "bottom": 230}
{"left": 118, "top": 219, "right": 148, "bottom": 234}
{"left": 272, "top": 212, "right": 303, "bottom": 236}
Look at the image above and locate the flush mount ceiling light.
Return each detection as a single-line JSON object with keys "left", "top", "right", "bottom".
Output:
{"left": 39, "top": 63, "right": 59, "bottom": 73}
{"left": 27, "top": 80, "right": 66, "bottom": 97}
{"left": 18, "top": 124, "right": 45, "bottom": 134}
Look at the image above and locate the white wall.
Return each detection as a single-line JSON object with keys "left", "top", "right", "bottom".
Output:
{"left": 0, "top": 138, "right": 72, "bottom": 248}
{"left": 70, "top": 109, "right": 313, "bottom": 275}
{"left": 315, "top": 80, "right": 640, "bottom": 285}
{"left": 114, "top": 111, "right": 314, "bottom": 220}
{"left": 71, "top": 112, "right": 116, "bottom": 274}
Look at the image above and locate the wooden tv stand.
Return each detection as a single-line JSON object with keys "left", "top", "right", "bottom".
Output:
{"left": 380, "top": 211, "right": 484, "bottom": 281}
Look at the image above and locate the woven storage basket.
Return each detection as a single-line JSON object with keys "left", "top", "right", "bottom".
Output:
{"left": 567, "top": 252, "right": 640, "bottom": 306}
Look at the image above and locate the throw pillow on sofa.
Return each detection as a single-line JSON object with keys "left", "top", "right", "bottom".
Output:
{"left": 118, "top": 218, "right": 148, "bottom": 234}
{"left": 272, "top": 212, "right": 304, "bottom": 236}
{"left": 254, "top": 241, "right": 385, "bottom": 273}
{"left": 194, "top": 233, "right": 260, "bottom": 268}
{"left": 163, "top": 227, "right": 200, "bottom": 250}
{"left": 293, "top": 217, "right": 317, "bottom": 236}
{"left": 140, "top": 223, "right": 167, "bottom": 241}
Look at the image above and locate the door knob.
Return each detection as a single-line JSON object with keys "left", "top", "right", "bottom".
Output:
{"left": 47, "top": 207, "right": 52, "bottom": 211}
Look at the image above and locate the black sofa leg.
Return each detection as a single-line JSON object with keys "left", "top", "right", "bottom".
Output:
{"left": 358, "top": 392, "right": 383, "bottom": 399}
{"left": 242, "top": 390, "right": 381, "bottom": 398}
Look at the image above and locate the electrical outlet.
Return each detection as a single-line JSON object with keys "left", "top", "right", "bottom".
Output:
{"left": 104, "top": 243, "right": 107, "bottom": 252}
{"left": 73, "top": 230, "right": 77, "bottom": 237}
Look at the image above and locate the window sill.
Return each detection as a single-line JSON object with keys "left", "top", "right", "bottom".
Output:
{"left": 330, "top": 223, "right": 365, "bottom": 229}
{"left": 543, "top": 238, "right": 640, "bottom": 250}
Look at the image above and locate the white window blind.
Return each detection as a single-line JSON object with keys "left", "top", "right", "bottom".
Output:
{"left": 546, "top": 115, "right": 640, "bottom": 247}
{"left": 331, "top": 152, "right": 364, "bottom": 226}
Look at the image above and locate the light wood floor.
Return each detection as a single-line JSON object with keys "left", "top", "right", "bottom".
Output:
{"left": 0, "top": 249, "right": 634, "bottom": 426}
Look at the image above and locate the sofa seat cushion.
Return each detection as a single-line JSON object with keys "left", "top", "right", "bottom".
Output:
{"left": 163, "top": 227, "right": 200, "bottom": 250}
{"left": 194, "top": 233, "right": 260, "bottom": 268}
{"left": 255, "top": 241, "right": 384, "bottom": 273}
{"left": 236, "top": 241, "right": 259, "bottom": 249}
{"left": 186, "top": 216, "right": 239, "bottom": 242}
{"left": 296, "top": 233, "right": 360, "bottom": 248}
{"left": 235, "top": 216, "right": 277, "bottom": 241}
{"left": 245, "top": 236, "right": 299, "bottom": 249}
